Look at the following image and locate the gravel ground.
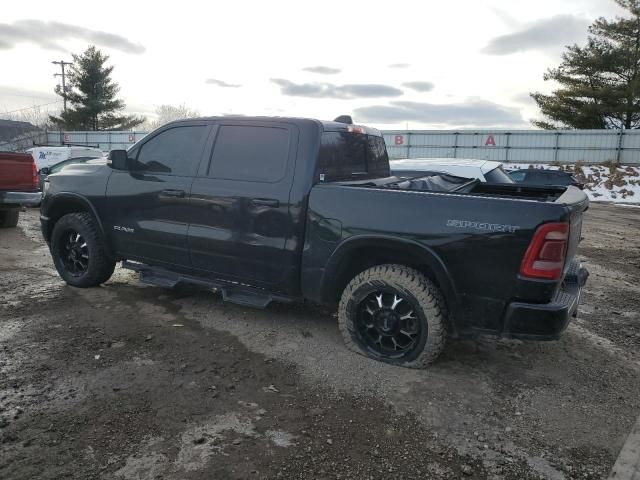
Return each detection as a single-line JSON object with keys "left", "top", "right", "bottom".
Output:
{"left": 0, "top": 204, "right": 638, "bottom": 480}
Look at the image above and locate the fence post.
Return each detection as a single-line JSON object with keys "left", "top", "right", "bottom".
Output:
{"left": 406, "top": 131, "right": 411, "bottom": 158}
{"left": 505, "top": 132, "right": 511, "bottom": 164}
{"left": 616, "top": 129, "right": 624, "bottom": 165}
{"left": 554, "top": 132, "right": 560, "bottom": 163}
{"left": 453, "top": 132, "right": 459, "bottom": 158}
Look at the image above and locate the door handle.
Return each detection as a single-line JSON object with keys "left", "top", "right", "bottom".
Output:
{"left": 250, "top": 198, "right": 279, "bottom": 208}
{"left": 160, "top": 189, "right": 186, "bottom": 198}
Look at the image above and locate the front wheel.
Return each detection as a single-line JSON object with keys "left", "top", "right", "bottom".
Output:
{"left": 338, "top": 264, "right": 448, "bottom": 368}
{"left": 50, "top": 212, "right": 116, "bottom": 287}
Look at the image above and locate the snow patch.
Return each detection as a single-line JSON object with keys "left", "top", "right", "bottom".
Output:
{"left": 266, "top": 429, "right": 296, "bottom": 447}
{"left": 504, "top": 163, "right": 640, "bottom": 204}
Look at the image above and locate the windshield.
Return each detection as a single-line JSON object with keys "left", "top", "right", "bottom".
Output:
{"left": 317, "top": 132, "right": 390, "bottom": 182}
{"left": 484, "top": 166, "right": 514, "bottom": 183}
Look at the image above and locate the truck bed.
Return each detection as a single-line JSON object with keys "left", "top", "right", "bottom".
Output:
{"left": 352, "top": 174, "right": 570, "bottom": 203}
{"left": 303, "top": 177, "right": 588, "bottom": 335}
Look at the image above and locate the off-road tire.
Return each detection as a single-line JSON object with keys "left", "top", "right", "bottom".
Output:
{"left": 0, "top": 209, "right": 19, "bottom": 228}
{"left": 51, "top": 212, "right": 115, "bottom": 287}
{"left": 338, "top": 264, "right": 448, "bottom": 368}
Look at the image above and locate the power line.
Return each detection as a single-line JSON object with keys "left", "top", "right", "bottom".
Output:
{"left": 0, "top": 93, "right": 59, "bottom": 101}
{"left": 1, "top": 100, "right": 62, "bottom": 116}
{"left": 52, "top": 60, "right": 72, "bottom": 112}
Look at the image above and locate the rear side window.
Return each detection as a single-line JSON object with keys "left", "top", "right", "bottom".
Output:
{"left": 135, "top": 126, "right": 208, "bottom": 176}
{"left": 317, "top": 132, "right": 390, "bottom": 182}
{"left": 209, "top": 125, "right": 290, "bottom": 182}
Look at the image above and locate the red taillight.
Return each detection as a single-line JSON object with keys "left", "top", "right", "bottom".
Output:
{"left": 31, "top": 162, "right": 38, "bottom": 190}
{"left": 519, "top": 222, "right": 569, "bottom": 280}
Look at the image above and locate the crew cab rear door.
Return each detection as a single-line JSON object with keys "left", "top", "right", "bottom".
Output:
{"left": 105, "top": 123, "right": 211, "bottom": 267}
{"left": 188, "top": 121, "right": 299, "bottom": 290}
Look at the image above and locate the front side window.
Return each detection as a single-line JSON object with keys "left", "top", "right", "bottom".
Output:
{"left": 136, "top": 126, "right": 208, "bottom": 176}
{"left": 209, "top": 125, "right": 290, "bottom": 182}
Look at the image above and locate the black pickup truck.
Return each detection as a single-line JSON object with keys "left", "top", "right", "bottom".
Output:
{"left": 40, "top": 116, "right": 589, "bottom": 368}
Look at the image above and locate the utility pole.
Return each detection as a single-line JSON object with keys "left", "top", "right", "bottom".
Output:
{"left": 52, "top": 60, "right": 73, "bottom": 112}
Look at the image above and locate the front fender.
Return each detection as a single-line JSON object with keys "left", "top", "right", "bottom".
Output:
{"left": 41, "top": 192, "right": 107, "bottom": 244}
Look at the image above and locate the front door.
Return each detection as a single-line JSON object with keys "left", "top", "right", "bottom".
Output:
{"left": 188, "top": 121, "right": 298, "bottom": 290}
{"left": 105, "top": 123, "right": 210, "bottom": 267}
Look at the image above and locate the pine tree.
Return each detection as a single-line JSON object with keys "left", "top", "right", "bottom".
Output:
{"left": 531, "top": 0, "right": 640, "bottom": 129}
{"left": 50, "top": 46, "right": 145, "bottom": 130}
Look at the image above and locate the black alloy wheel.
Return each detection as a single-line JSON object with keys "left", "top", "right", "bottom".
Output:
{"left": 57, "top": 229, "right": 90, "bottom": 276}
{"left": 356, "top": 290, "right": 422, "bottom": 358}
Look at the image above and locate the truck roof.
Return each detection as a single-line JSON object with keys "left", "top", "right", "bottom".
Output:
{"left": 168, "top": 116, "right": 383, "bottom": 136}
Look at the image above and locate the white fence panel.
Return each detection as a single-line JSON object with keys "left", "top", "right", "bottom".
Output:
{"left": 382, "top": 129, "right": 639, "bottom": 164}
{"left": 9, "top": 129, "right": 640, "bottom": 165}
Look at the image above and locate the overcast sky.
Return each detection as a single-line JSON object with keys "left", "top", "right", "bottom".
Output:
{"left": 0, "top": 0, "right": 625, "bottom": 130}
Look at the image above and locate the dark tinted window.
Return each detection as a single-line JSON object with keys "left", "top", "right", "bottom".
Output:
{"left": 525, "top": 170, "right": 548, "bottom": 184}
{"left": 508, "top": 170, "right": 526, "bottom": 182}
{"left": 317, "top": 132, "right": 390, "bottom": 182}
{"left": 136, "top": 126, "right": 208, "bottom": 176}
{"left": 367, "top": 136, "right": 390, "bottom": 178}
{"left": 209, "top": 125, "right": 290, "bottom": 182}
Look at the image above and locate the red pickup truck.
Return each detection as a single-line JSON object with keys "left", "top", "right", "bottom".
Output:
{"left": 0, "top": 152, "right": 41, "bottom": 227}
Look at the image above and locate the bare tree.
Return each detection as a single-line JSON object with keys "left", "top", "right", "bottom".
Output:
{"left": 146, "top": 104, "right": 200, "bottom": 130}
{"left": 1, "top": 104, "right": 59, "bottom": 128}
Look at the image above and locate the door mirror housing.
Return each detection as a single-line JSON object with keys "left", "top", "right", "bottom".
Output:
{"left": 39, "top": 167, "right": 50, "bottom": 175}
{"left": 108, "top": 150, "right": 130, "bottom": 170}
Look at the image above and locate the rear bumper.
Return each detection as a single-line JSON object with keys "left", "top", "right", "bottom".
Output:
{"left": 0, "top": 191, "right": 41, "bottom": 207}
{"left": 502, "top": 262, "right": 589, "bottom": 340}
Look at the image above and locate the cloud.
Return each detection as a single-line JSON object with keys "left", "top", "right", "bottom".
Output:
{"left": 482, "top": 15, "right": 588, "bottom": 55}
{"left": 303, "top": 66, "right": 341, "bottom": 75}
{"left": 388, "top": 63, "right": 410, "bottom": 69}
{"left": 0, "top": 85, "right": 57, "bottom": 102}
{"left": 512, "top": 92, "right": 535, "bottom": 105}
{"left": 205, "top": 78, "right": 242, "bottom": 88}
{"left": 402, "top": 81, "right": 435, "bottom": 92}
{"left": 271, "top": 79, "right": 403, "bottom": 99}
{"left": 354, "top": 99, "right": 524, "bottom": 127}
{"left": 0, "top": 20, "right": 145, "bottom": 54}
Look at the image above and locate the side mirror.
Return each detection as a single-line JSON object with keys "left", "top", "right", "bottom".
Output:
{"left": 108, "top": 150, "right": 129, "bottom": 170}
{"left": 40, "top": 167, "right": 50, "bottom": 175}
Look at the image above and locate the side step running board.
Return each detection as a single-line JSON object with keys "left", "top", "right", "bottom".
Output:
{"left": 121, "top": 261, "right": 291, "bottom": 309}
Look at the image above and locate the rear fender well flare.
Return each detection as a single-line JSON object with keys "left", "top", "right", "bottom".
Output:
{"left": 322, "top": 235, "right": 459, "bottom": 320}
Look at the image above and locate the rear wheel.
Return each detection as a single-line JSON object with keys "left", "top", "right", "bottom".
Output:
{"left": 338, "top": 264, "right": 447, "bottom": 368}
{"left": 0, "top": 209, "right": 19, "bottom": 228}
{"left": 50, "top": 212, "right": 115, "bottom": 287}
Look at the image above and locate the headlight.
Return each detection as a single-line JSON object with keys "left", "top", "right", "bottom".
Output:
{"left": 43, "top": 180, "right": 50, "bottom": 195}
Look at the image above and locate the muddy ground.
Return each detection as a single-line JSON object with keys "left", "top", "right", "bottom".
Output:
{"left": 1, "top": 203, "right": 639, "bottom": 480}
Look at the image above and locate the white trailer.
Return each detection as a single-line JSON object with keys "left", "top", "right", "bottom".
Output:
{"left": 27, "top": 146, "right": 104, "bottom": 170}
